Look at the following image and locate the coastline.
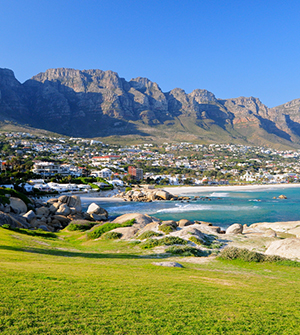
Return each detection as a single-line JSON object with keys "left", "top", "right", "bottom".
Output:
{"left": 162, "top": 183, "right": 300, "bottom": 195}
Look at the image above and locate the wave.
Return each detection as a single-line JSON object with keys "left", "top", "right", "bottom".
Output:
{"left": 209, "top": 192, "right": 230, "bottom": 197}
{"left": 156, "top": 204, "right": 259, "bottom": 214}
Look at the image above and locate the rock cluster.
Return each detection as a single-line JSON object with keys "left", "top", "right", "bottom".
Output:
{"left": 114, "top": 188, "right": 190, "bottom": 202}
{"left": 0, "top": 195, "right": 108, "bottom": 232}
{"left": 107, "top": 213, "right": 225, "bottom": 240}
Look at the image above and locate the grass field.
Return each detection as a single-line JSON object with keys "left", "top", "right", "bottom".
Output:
{"left": 1, "top": 227, "right": 300, "bottom": 334}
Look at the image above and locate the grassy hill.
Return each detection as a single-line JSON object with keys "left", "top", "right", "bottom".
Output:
{"left": 1, "top": 227, "right": 300, "bottom": 334}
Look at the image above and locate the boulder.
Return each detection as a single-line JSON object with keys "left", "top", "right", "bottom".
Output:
{"left": 171, "top": 225, "right": 207, "bottom": 242}
{"left": 90, "top": 213, "right": 107, "bottom": 221}
{"left": 161, "top": 220, "right": 177, "bottom": 228}
{"left": 46, "top": 198, "right": 59, "bottom": 205}
{"left": 23, "top": 210, "right": 36, "bottom": 223}
{"left": 112, "top": 213, "right": 157, "bottom": 229}
{"left": 58, "top": 195, "right": 69, "bottom": 203}
{"left": 265, "top": 238, "right": 300, "bottom": 259}
{"left": 110, "top": 227, "right": 139, "bottom": 240}
{"left": 49, "top": 202, "right": 60, "bottom": 213}
{"left": 0, "top": 212, "right": 25, "bottom": 228}
{"left": 152, "top": 262, "right": 184, "bottom": 268}
{"left": 9, "top": 197, "right": 27, "bottom": 214}
{"left": 138, "top": 222, "right": 160, "bottom": 235}
{"left": 67, "top": 196, "right": 82, "bottom": 213}
{"left": 278, "top": 194, "right": 287, "bottom": 199}
{"left": 226, "top": 223, "right": 243, "bottom": 234}
{"left": 154, "top": 190, "right": 172, "bottom": 200}
{"left": 49, "top": 219, "right": 62, "bottom": 229}
{"left": 52, "top": 215, "right": 71, "bottom": 226}
{"left": 36, "top": 206, "right": 50, "bottom": 217}
{"left": 87, "top": 203, "right": 108, "bottom": 218}
{"left": 178, "top": 219, "right": 193, "bottom": 228}
{"left": 56, "top": 204, "right": 71, "bottom": 216}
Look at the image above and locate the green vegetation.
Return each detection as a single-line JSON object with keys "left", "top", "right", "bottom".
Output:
{"left": 0, "top": 187, "right": 32, "bottom": 206}
{"left": 166, "top": 245, "right": 206, "bottom": 257}
{"left": 158, "top": 224, "right": 176, "bottom": 234}
{"left": 138, "top": 231, "right": 163, "bottom": 240}
{"left": 67, "top": 221, "right": 95, "bottom": 232}
{"left": 218, "top": 247, "right": 297, "bottom": 264}
{"left": 140, "top": 236, "right": 187, "bottom": 249}
{"left": 86, "top": 219, "right": 136, "bottom": 240}
{"left": 1, "top": 227, "right": 300, "bottom": 334}
{"left": 102, "top": 231, "right": 122, "bottom": 240}
{"left": 188, "top": 235, "right": 204, "bottom": 245}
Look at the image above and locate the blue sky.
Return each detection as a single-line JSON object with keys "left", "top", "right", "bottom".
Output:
{"left": 1, "top": 0, "right": 299, "bottom": 107}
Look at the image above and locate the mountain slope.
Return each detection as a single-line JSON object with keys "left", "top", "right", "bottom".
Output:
{"left": 1, "top": 67, "right": 300, "bottom": 148}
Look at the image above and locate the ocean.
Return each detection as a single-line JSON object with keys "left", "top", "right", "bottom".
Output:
{"left": 80, "top": 186, "right": 300, "bottom": 229}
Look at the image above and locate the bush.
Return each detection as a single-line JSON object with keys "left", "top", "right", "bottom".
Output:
{"left": 102, "top": 231, "right": 122, "bottom": 240}
{"left": 125, "top": 187, "right": 132, "bottom": 193}
{"left": 86, "top": 219, "right": 135, "bottom": 240}
{"left": 189, "top": 236, "right": 203, "bottom": 245}
{"left": 67, "top": 221, "right": 95, "bottom": 231}
{"left": 0, "top": 188, "right": 32, "bottom": 206}
{"left": 166, "top": 245, "right": 206, "bottom": 257}
{"left": 140, "top": 236, "right": 187, "bottom": 249}
{"left": 218, "top": 247, "right": 290, "bottom": 263}
{"left": 138, "top": 231, "right": 162, "bottom": 240}
{"left": 160, "top": 236, "right": 187, "bottom": 246}
{"left": 158, "top": 224, "right": 176, "bottom": 234}
{"left": 140, "top": 238, "right": 160, "bottom": 249}
{"left": 1, "top": 224, "right": 11, "bottom": 229}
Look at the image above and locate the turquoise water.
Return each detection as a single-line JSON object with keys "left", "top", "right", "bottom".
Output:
{"left": 81, "top": 187, "right": 300, "bottom": 229}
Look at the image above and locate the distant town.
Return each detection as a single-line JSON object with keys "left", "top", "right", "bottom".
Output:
{"left": 1, "top": 131, "right": 300, "bottom": 194}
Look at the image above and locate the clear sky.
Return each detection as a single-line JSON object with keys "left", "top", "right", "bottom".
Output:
{"left": 1, "top": 0, "right": 300, "bottom": 107}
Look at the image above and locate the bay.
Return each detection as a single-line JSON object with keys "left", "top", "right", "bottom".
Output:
{"left": 81, "top": 186, "right": 300, "bottom": 229}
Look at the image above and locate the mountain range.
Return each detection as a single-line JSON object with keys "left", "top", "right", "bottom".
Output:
{"left": 1, "top": 67, "right": 300, "bottom": 148}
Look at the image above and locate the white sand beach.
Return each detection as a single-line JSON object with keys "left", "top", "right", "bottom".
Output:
{"left": 163, "top": 183, "right": 300, "bottom": 195}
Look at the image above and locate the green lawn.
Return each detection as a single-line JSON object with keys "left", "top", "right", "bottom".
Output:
{"left": 1, "top": 227, "right": 300, "bottom": 334}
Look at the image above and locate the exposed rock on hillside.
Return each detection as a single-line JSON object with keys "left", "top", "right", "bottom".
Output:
{"left": 2, "top": 67, "right": 300, "bottom": 146}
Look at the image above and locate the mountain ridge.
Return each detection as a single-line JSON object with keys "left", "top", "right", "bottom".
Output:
{"left": 0, "top": 67, "right": 300, "bottom": 148}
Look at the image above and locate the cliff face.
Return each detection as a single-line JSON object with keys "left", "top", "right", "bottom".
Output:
{"left": 1, "top": 67, "right": 300, "bottom": 146}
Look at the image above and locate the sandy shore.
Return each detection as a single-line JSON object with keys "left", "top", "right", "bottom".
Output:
{"left": 163, "top": 183, "right": 300, "bottom": 195}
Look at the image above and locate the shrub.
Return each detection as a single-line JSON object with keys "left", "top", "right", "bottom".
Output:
{"left": 140, "top": 236, "right": 187, "bottom": 249}
{"left": 102, "top": 231, "right": 122, "bottom": 240}
{"left": 166, "top": 246, "right": 206, "bottom": 257}
{"left": 67, "top": 221, "right": 95, "bottom": 231}
{"left": 1, "top": 224, "right": 11, "bottom": 229}
{"left": 140, "top": 238, "right": 160, "bottom": 249}
{"left": 138, "top": 231, "right": 162, "bottom": 240}
{"left": 160, "top": 236, "right": 187, "bottom": 246}
{"left": 189, "top": 236, "right": 203, "bottom": 245}
{"left": 86, "top": 219, "right": 135, "bottom": 240}
{"left": 218, "top": 247, "right": 291, "bottom": 263}
{"left": 0, "top": 188, "right": 32, "bottom": 206}
{"left": 158, "top": 224, "right": 176, "bottom": 234}
{"left": 125, "top": 187, "right": 132, "bottom": 193}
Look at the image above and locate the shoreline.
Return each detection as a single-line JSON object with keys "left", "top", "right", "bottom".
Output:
{"left": 162, "top": 183, "right": 300, "bottom": 195}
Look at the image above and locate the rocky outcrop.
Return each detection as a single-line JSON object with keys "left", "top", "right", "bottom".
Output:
{"left": 226, "top": 223, "right": 243, "bottom": 234}
{"left": 0, "top": 195, "right": 108, "bottom": 232}
{"left": 114, "top": 188, "right": 189, "bottom": 202}
{"left": 265, "top": 238, "right": 300, "bottom": 260}
{"left": 112, "top": 213, "right": 159, "bottom": 229}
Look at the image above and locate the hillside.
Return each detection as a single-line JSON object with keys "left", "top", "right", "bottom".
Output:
{"left": 1, "top": 67, "right": 300, "bottom": 148}
{"left": 1, "top": 226, "right": 300, "bottom": 334}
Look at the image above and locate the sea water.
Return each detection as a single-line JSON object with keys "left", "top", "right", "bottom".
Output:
{"left": 81, "top": 186, "right": 300, "bottom": 229}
